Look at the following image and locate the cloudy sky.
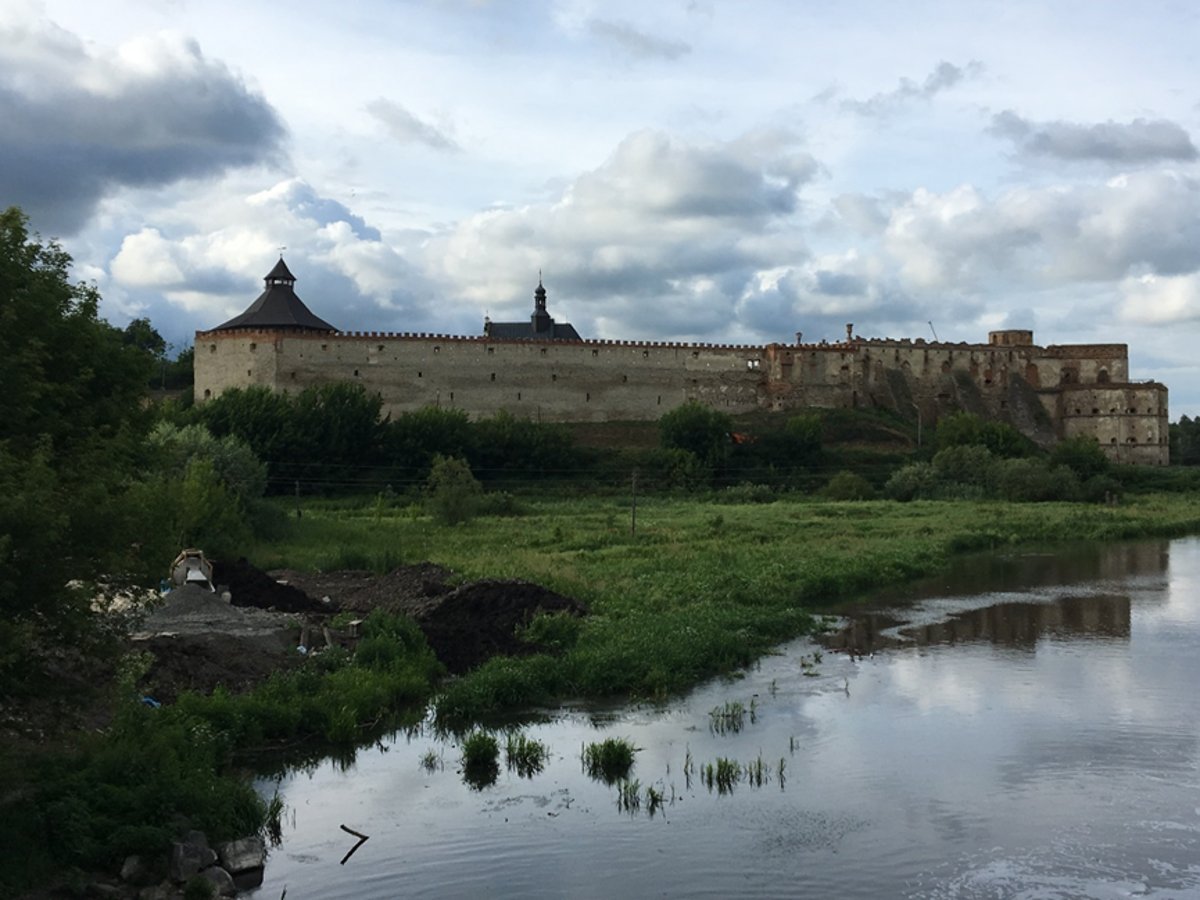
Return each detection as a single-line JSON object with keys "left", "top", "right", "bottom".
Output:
{"left": 5, "top": 0, "right": 1200, "bottom": 413}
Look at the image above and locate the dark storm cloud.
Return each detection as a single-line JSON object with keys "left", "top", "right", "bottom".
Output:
{"left": 842, "top": 60, "right": 983, "bottom": 116}
{"left": 587, "top": 19, "right": 692, "bottom": 61}
{"left": 0, "top": 23, "right": 286, "bottom": 234}
{"left": 366, "top": 98, "right": 460, "bottom": 153}
{"left": 989, "top": 110, "right": 1198, "bottom": 163}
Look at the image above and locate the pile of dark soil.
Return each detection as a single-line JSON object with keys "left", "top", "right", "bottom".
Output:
{"left": 269, "top": 563, "right": 454, "bottom": 618}
{"left": 213, "top": 557, "right": 336, "bottom": 614}
{"left": 418, "top": 579, "right": 587, "bottom": 674}
{"left": 135, "top": 631, "right": 302, "bottom": 704}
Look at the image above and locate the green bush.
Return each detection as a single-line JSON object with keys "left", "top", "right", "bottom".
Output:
{"left": 716, "top": 482, "right": 777, "bottom": 504}
{"left": 820, "top": 471, "right": 875, "bottom": 501}
{"left": 993, "top": 458, "right": 1080, "bottom": 502}
{"left": 659, "top": 401, "right": 733, "bottom": 469}
{"left": 1051, "top": 435, "right": 1111, "bottom": 481}
{"left": 425, "top": 455, "right": 482, "bottom": 525}
{"left": 884, "top": 462, "right": 938, "bottom": 501}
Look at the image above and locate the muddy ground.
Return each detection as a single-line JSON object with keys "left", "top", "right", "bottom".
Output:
{"left": 132, "top": 559, "right": 587, "bottom": 702}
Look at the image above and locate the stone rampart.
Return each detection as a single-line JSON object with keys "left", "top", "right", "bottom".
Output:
{"left": 195, "top": 328, "right": 1170, "bottom": 465}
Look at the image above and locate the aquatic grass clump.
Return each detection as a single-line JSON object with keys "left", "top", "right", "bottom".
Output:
{"left": 617, "top": 778, "right": 641, "bottom": 813}
{"left": 419, "top": 749, "right": 442, "bottom": 773}
{"left": 582, "top": 737, "right": 637, "bottom": 784}
{"left": 701, "top": 757, "right": 741, "bottom": 794}
{"left": 460, "top": 730, "right": 500, "bottom": 790}
{"left": 505, "top": 731, "right": 549, "bottom": 778}
{"left": 709, "top": 700, "right": 746, "bottom": 734}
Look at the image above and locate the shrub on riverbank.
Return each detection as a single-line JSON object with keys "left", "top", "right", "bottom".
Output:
{"left": 0, "top": 611, "right": 442, "bottom": 894}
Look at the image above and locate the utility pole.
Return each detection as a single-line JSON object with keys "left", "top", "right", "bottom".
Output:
{"left": 631, "top": 469, "right": 638, "bottom": 537}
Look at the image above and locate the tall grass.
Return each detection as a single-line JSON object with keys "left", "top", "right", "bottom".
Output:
{"left": 583, "top": 737, "right": 637, "bottom": 784}
{"left": 251, "top": 494, "right": 1200, "bottom": 722}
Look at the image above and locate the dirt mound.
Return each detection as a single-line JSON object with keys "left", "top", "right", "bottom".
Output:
{"left": 213, "top": 557, "right": 336, "bottom": 614}
{"left": 269, "top": 563, "right": 454, "bottom": 618}
{"left": 135, "top": 631, "right": 302, "bottom": 704}
{"left": 417, "top": 579, "right": 587, "bottom": 674}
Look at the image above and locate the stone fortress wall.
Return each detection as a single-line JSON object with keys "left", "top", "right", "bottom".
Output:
{"left": 195, "top": 323, "right": 1169, "bottom": 466}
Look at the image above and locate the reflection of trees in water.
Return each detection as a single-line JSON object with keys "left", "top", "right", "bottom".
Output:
{"left": 827, "top": 594, "right": 1132, "bottom": 657}
{"left": 825, "top": 540, "right": 1165, "bottom": 657}
{"left": 865, "top": 540, "right": 1169, "bottom": 608}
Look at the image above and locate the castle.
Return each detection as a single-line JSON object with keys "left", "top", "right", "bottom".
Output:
{"left": 194, "top": 259, "right": 1170, "bottom": 465}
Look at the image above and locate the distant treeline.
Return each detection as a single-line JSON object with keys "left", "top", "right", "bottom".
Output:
{"left": 169, "top": 384, "right": 827, "bottom": 494}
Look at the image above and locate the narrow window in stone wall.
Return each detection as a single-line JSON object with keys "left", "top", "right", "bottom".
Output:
{"left": 517, "top": 392, "right": 521, "bottom": 400}
{"left": 592, "top": 349, "right": 598, "bottom": 357}
{"left": 378, "top": 345, "right": 384, "bottom": 352}
{"left": 209, "top": 344, "right": 216, "bottom": 353}
{"left": 291, "top": 372, "right": 297, "bottom": 380}
{"left": 644, "top": 350, "right": 649, "bottom": 358}
{"left": 418, "top": 371, "right": 422, "bottom": 378}
{"left": 693, "top": 351, "right": 699, "bottom": 358}
{"left": 434, "top": 346, "right": 440, "bottom": 353}
{"left": 552, "top": 373, "right": 557, "bottom": 381}
{"left": 541, "top": 348, "right": 547, "bottom": 356}
{"left": 321, "top": 344, "right": 328, "bottom": 351}
{"left": 450, "top": 392, "right": 454, "bottom": 401}
{"left": 487, "top": 347, "right": 494, "bottom": 354}
{"left": 586, "top": 392, "right": 590, "bottom": 402}
{"left": 354, "top": 369, "right": 360, "bottom": 377}
{"left": 204, "top": 389, "right": 212, "bottom": 399}
{"left": 490, "top": 373, "right": 496, "bottom": 381}
{"left": 1093, "top": 408, "right": 1099, "bottom": 414}
{"left": 247, "top": 369, "right": 252, "bottom": 377}
{"left": 622, "top": 374, "right": 628, "bottom": 382}
{"left": 249, "top": 343, "right": 257, "bottom": 352}
{"left": 657, "top": 395, "right": 662, "bottom": 405}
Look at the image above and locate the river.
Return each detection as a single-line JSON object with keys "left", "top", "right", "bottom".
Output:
{"left": 248, "top": 537, "right": 1200, "bottom": 898}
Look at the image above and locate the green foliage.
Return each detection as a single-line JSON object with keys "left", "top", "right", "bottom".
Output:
{"left": 935, "top": 411, "right": 1032, "bottom": 458}
{"left": 582, "top": 738, "right": 637, "bottom": 784}
{"left": 384, "top": 406, "right": 474, "bottom": 479}
{"left": 518, "top": 610, "right": 583, "bottom": 653}
{"left": 460, "top": 730, "right": 500, "bottom": 789}
{"left": 425, "top": 454, "right": 483, "bottom": 524}
{"left": 659, "top": 401, "right": 733, "bottom": 469}
{"left": 993, "top": 458, "right": 1080, "bottom": 502}
{"left": 470, "top": 410, "right": 580, "bottom": 482}
{"left": 149, "top": 422, "right": 268, "bottom": 503}
{"left": 0, "top": 208, "right": 154, "bottom": 454}
{"left": 1051, "top": 435, "right": 1111, "bottom": 481}
{"left": 504, "top": 732, "right": 549, "bottom": 778}
{"left": 820, "top": 471, "right": 875, "bottom": 501}
{"left": 716, "top": 482, "right": 777, "bottom": 504}
{"left": 0, "top": 208, "right": 159, "bottom": 692}
{"left": 884, "top": 462, "right": 939, "bottom": 501}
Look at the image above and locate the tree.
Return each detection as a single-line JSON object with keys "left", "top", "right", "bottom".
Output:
{"left": 0, "top": 208, "right": 153, "bottom": 454}
{"left": 659, "top": 401, "right": 733, "bottom": 469}
{"left": 1050, "top": 435, "right": 1110, "bottom": 482}
{"left": 425, "top": 454, "right": 482, "bottom": 525}
{"left": 0, "top": 208, "right": 155, "bottom": 690}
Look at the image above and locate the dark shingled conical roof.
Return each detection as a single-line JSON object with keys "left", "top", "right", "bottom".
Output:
{"left": 211, "top": 258, "right": 337, "bottom": 332}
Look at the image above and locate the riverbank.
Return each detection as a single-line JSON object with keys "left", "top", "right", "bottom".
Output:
{"left": 7, "top": 493, "right": 1200, "bottom": 896}
{"left": 248, "top": 492, "right": 1200, "bottom": 720}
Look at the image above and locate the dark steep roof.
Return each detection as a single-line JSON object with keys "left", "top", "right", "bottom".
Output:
{"left": 211, "top": 258, "right": 337, "bottom": 332}
{"left": 483, "top": 276, "right": 581, "bottom": 341}
{"left": 485, "top": 320, "right": 581, "bottom": 340}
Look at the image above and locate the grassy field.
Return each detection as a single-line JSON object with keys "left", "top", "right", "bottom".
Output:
{"left": 249, "top": 492, "right": 1200, "bottom": 720}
